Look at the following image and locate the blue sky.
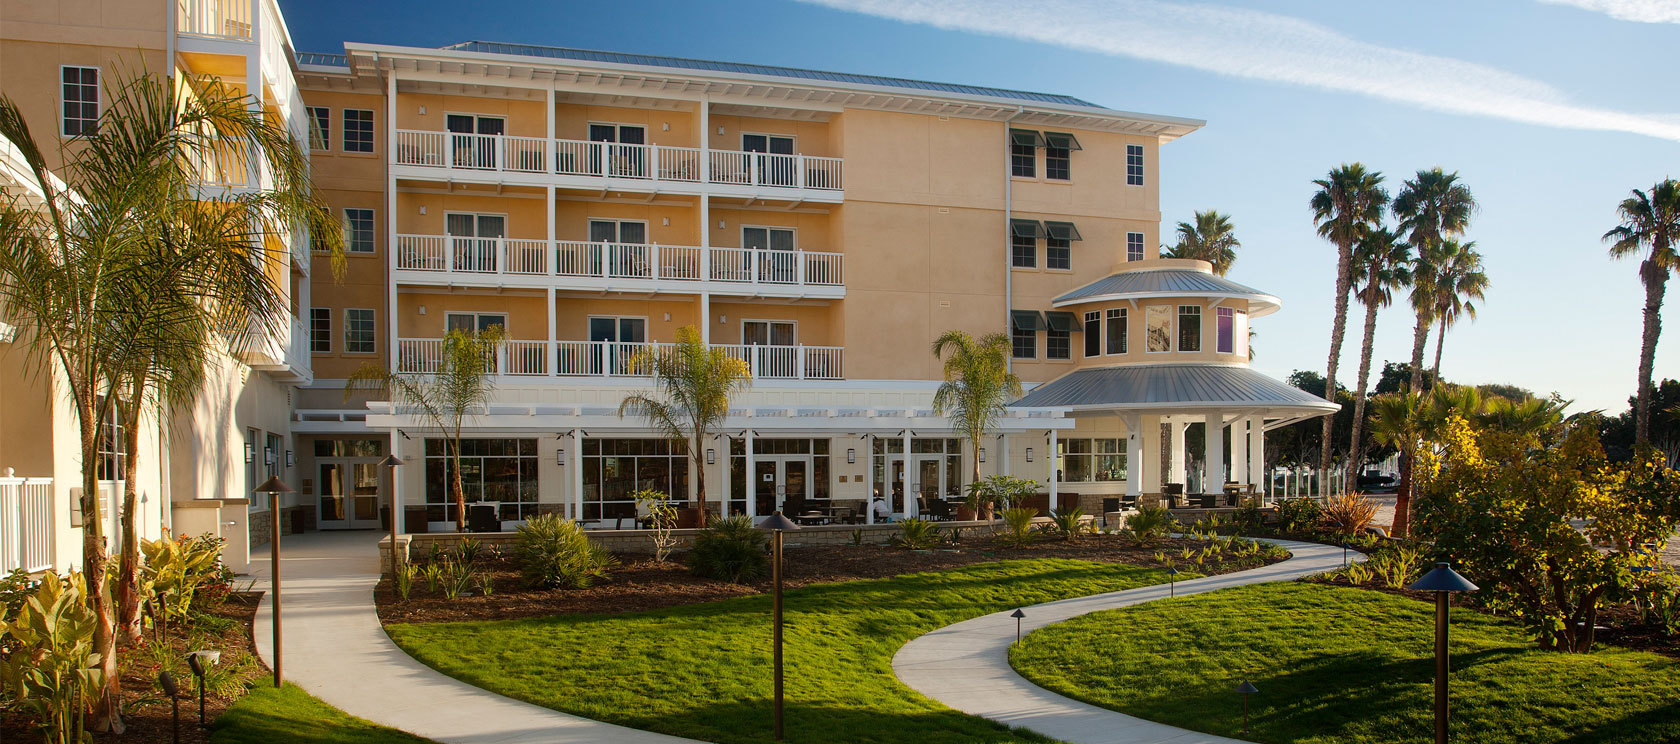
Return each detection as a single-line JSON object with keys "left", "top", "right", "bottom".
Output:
{"left": 279, "top": 0, "right": 1680, "bottom": 413}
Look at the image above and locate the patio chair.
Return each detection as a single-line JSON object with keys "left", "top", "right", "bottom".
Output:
{"left": 1101, "top": 498, "right": 1120, "bottom": 527}
{"left": 467, "top": 503, "right": 499, "bottom": 533}
{"left": 603, "top": 501, "right": 638, "bottom": 530}
{"left": 922, "top": 498, "right": 953, "bottom": 521}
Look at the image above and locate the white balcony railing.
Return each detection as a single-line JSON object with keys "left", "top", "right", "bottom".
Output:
{"left": 178, "top": 0, "right": 253, "bottom": 39}
{"left": 393, "top": 131, "right": 843, "bottom": 192}
{"left": 395, "top": 235, "right": 843, "bottom": 288}
{"left": 397, "top": 339, "right": 842, "bottom": 380}
{"left": 0, "top": 476, "right": 53, "bottom": 575}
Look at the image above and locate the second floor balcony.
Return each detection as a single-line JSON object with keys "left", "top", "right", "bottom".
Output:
{"left": 392, "top": 131, "right": 843, "bottom": 200}
{"left": 393, "top": 235, "right": 844, "bottom": 298}
{"left": 396, "top": 338, "right": 843, "bottom": 381}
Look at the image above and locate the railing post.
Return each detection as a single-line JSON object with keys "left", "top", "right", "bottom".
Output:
{"left": 750, "top": 155, "right": 760, "bottom": 187}
{"left": 796, "top": 154, "right": 806, "bottom": 189}
{"left": 797, "top": 347, "right": 806, "bottom": 380}
{"left": 752, "top": 248, "right": 761, "bottom": 286}
{"left": 796, "top": 251, "right": 805, "bottom": 285}
{"left": 651, "top": 242, "right": 660, "bottom": 279}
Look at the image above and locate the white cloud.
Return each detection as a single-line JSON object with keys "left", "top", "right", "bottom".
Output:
{"left": 799, "top": 0, "right": 1680, "bottom": 142}
{"left": 1536, "top": 0, "right": 1680, "bottom": 22}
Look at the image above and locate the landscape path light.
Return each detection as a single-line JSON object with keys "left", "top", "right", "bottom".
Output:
{"left": 1408, "top": 561, "right": 1479, "bottom": 744}
{"left": 1167, "top": 566, "right": 1180, "bottom": 598}
{"left": 1011, "top": 608, "right": 1026, "bottom": 641}
{"left": 254, "top": 475, "right": 295, "bottom": 688}
{"left": 380, "top": 454, "right": 405, "bottom": 582}
{"left": 187, "top": 649, "right": 220, "bottom": 727}
{"left": 758, "top": 511, "right": 801, "bottom": 741}
{"left": 1234, "top": 680, "right": 1258, "bottom": 735}
{"left": 158, "top": 670, "right": 180, "bottom": 744}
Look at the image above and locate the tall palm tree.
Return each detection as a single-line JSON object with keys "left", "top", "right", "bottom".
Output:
{"left": 1165, "top": 210, "right": 1241, "bottom": 275}
{"left": 1604, "top": 179, "right": 1680, "bottom": 445}
{"left": 619, "top": 326, "right": 751, "bottom": 526}
{"left": 1310, "top": 163, "right": 1388, "bottom": 491}
{"left": 348, "top": 326, "right": 505, "bottom": 532}
{"left": 1345, "top": 227, "right": 1411, "bottom": 483}
{"left": 1428, "top": 239, "right": 1489, "bottom": 383}
{"left": 931, "top": 329, "right": 1023, "bottom": 514}
{"left": 1394, "top": 168, "right": 1477, "bottom": 392}
{"left": 0, "top": 71, "right": 334, "bottom": 730}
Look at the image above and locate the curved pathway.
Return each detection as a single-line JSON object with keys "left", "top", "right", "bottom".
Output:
{"left": 892, "top": 539, "right": 1357, "bottom": 744}
{"left": 250, "top": 531, "right": 702, "bottom": 744}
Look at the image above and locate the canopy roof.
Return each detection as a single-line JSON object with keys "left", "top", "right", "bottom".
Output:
{"left": 1010, "top": 364, "right": 1337, "bottom": 415}
{"left": 1053, "top": 268, "right": 1281, "bottom": 317}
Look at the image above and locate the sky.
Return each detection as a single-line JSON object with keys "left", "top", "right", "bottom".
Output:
{"left": 278, "top": 0, "right": 1680, "bottom": 413}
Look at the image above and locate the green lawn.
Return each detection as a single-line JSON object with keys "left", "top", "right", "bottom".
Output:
{"left": 387, "top": 559, "right": 1182, "bottom": 744}
{"left": 210, "top": 684, "right": 437, "bottom": 744}
{"left": 1011, "top": 582, "right": 1680, "bottom": 744}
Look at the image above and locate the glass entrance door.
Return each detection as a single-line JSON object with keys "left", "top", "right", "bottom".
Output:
{"left": 914, "top": 456, "right": 943, "bottom": 513}
{"left": 318, "top": 460, "right": 382, "bottom": 529}
{"left": 752, "top": 458, "right": 810, "bottom": 518}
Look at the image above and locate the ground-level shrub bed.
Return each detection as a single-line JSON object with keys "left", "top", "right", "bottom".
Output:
{"left": 387, "top": 559, "right": 1207, "bottom": 744}
{"left": 1010, "top": 582, "right": 1680, "bottom": 744}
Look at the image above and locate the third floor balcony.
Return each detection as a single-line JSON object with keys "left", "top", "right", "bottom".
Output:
{"left": 396, "top": 338, "right": 843, "bottom": 381}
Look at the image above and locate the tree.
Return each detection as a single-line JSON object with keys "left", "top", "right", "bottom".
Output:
{"left": 618, "top": 326, "right": 751, "bottom": 527}
{"left": 1603, "top": 179, "right": 1680, "bottom": 445}
{"left": 931, "top": 330, "right": 1022, "bottom": 517}
{"left": 1427, "top": 239, "right": 1489, "bottom": 382}
{"left": 1345, "top": 227, "right": 1411, "bottom": 483}
{"left": 348, "top": 326, "right": 505, "bottom": 532}
{"left": 1310, "top": 163, "right": 1388, "bottom": 491}
{"left": 1373, "top": 360, "right": 1423, "bottom": 396}
{"left": 1165, "top": 210, "right": 1240, "bottom": 275}
{"left": 1394, "top": 168, "right": 1477, "bottom": 392}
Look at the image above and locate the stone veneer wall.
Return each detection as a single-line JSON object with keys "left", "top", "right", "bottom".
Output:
{"left": 249, "top": 506, "right": 320, "bottom": 548}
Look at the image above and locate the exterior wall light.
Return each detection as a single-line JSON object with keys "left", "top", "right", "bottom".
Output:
{"left": 285, "top": 450, "right": 294, "bottom": 469}
{"left": 244, "top": 442, "right": 254, "bottom": 464}
{"left": 707, "top": 448, "right": 717, "bottom": 465}
{"left": 978, "top": 447, "right": 986, "bottom": 463}
{"left": 846, "top": 448, "right": 856, "bottom": 464}
{"left": 1025, "top": 447, "right": 1034, "bottom": 463}
{"left": 556, "top": 448, "right": 566, "bottom": 466}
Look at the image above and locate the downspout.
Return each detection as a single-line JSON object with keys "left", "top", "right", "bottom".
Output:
{"left": 1004, "top": 106, "right": 1026, "bottom": 373}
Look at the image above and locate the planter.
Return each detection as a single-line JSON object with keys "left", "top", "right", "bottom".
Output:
{"left": 955, "top": 504, "right": 977, "bottom": 521}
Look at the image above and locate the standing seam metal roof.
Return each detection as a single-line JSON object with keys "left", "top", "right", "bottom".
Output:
{"left": 1010, "top": 365, "right": 1337, "bottom": 411}
{"left": 436, "top": 42, "right": 1104, "bottom": 108}
{"left": 1054, "top": 269, "right": 1277, "bottom": 304}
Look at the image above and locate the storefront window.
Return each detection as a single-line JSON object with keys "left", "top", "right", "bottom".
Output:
{"left": 581, "top": 438, "right": 690, "bottom": 522}
{"left": 424, "top": 438, "right": 540, "bottom": 522}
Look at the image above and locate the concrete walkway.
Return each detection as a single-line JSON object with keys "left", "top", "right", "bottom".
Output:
{"left": 250, "top": 531, "right": 701, "bottom": 744}
{"left": 893, "top": 539, "right": 1357, "bottom": 744}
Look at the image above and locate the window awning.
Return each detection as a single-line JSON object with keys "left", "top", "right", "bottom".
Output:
{"left": 1044, "top": 311, "right": 1078, "bottom": 332}
{"left": 1011, "top": 310, "right": 1047, "bottom": 332}
{"left": 1009, "top": 129, "right": 1045, "bottom": 148}
{"left": 1043, "top": 221, "right": 1083, "bottom": 241}
{"left": 1010, "top": 219, "right": 1047, "bottom": 239}
{"left": 1043, "top": 132, "right": 1083, "bottom": 151}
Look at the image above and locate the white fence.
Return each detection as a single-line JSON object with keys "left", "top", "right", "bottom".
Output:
{"left": 397, "top": 339, "right": 841, "bottom": 380}
{"left": 0, "top": 477, "right": 53, "bottom": 574}
{"left": 396, "top": 236, "right": 843, "bottom": 288}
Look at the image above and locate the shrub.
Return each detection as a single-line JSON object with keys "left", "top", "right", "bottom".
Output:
{"left": 1276, "top": 497, "right": 1322, "bottom": 534}
{"left": 454, "top": 536, "right": 485, "bottom": 564}
{"left": 0, "top": 568, "right": 41, "bottom": 618}
{"left": 689, "top": 514, "right": 768, "bottom": 583}
{"left": 420, "top": 562, "right": 445, "bottom": 593}
{"left": 633, "top": 489, "right": 679, "bottom": 563}
{"left": 1233, "top": 498, "right": 1265, "bottom": 533}
{"left": 1366, "top": 542, "right": 1425, "bottom": 590}
{"left": 1121, "top": 505, "right": 1173, "bottom": 545}
{"left": 513, "top": 514, "right": 619, "bottom": 589}
{"left": 965, "top": 474, "right": 1040, "bottom": 517}
{"left": 890, "top": 518, "right": 943, "bottom": 549}
{"left": 1048, "top": 507, "right": 1088, "bottom": 541}
{"left": 998, "top": 507, "right": 1039, "bottom": 547}
{"left": 849, "top": 528, "right": 864, "bottom": 547}
{"left": 478, "top": 573, "right": 496, "bottom": 598}
{"left": 393, "top": 563, "right": 415, "bottom": 601}
{"left": 439, "top": 558, "right": 476, "bottom": 599}
{"left": 142, "top": 532, "right": 231, "bottom": 623}
{"left": 1319, "top": 492, "right": 1378, "bottom": 538}
{"left": 0, "top": 574, "right": 103, "bottom": 744}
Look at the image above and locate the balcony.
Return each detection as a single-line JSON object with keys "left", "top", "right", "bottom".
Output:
{"left": 396, "top": 339, "right": 843, "bottom": 381}
{"left": 242, "top": 313, "right": 312, "bottom": 384}
{"left": 393, "top": 236, "right": 844, "bottom": 298}
{"left": 392, "top": 131, "right": 843, "bottom": 201}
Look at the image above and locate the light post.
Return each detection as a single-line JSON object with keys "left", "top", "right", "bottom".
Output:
{"left": 1011, "top": 608, "right": 1026, "bottom": 641}
{"left": 254, "top": 475, "right": 295, "bottom": 688}
{"left": 1342, "top": 542, "right": 1350, "bottom": 567}
{"left": 1407, "top": 562, "right": 1478, "bottom": 744}
{"left": 380, "top": 454, "right": 405, "bottom": 581}
{"left": 1167, "top": 566, "right": 1179, "bottom": 598}
{"left": 1234, "top": 680, "right": 1257, "bottom": 735}
{"left": 158, "top": 671, "right": 180, "bottom": 744}
{"left": 758, "top": 511, "right": 800, "bottom": 741}
{"left": 186, "top": 649, "right": 219, "bottom": 727}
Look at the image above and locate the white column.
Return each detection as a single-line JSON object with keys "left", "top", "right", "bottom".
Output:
{"left": 1249, "top": 415, "right": 1266, "bottom": 499}
{"left": 391, "top": 432, "right": 404, "bottom": 533}
{"left": 1169, "top": 421, "right": 1187, "bottom": 487}
{"left": 571, "top": 430, "right": 583, "bottom": 522}
{"left": 716, "top": 435, "right": 729, "bottom": 517}
{"left": 1230, "top": 415, "right": 1249, "bottom": 488}
{"left": 699, "top": 293, "right": 711, "bottom": 345}
{"left": 545, "top": 287, "right": 556, "bottom": 375}
{"left": 1047, "top": 429, "right": 1059, "bottom": 512}
{"left": 745, "top": 429, "right": 756, "bottom": 519}
{"left": 999, "top": 434, "right": 1009, "bottom": 476}
{"left": 1203, "top": 411, "right": 1226, "bottom": 495}
{"left": 545, "top": 88, "right": 555, "bottom": 143}
{"left": 865, "top": 434, "right": 875, "bottom": 525}
{"left": 384, "top": 72, "right": 399, "bottom": 373}
{"left": 1123, "top": 415, "right": 1142, "bottom": 499}
{"left": 901, "top": 429, "right": 913, "bottom": 518}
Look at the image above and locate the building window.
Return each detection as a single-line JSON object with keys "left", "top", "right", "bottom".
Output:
{"left": 1057, "top": 438, "right": 1127, "bottom": 483}
{"left": 425, "top": 438, "right": 540, "bottom": 522}
{"left": 1106, "top": 308, "right": 1127, "bottom": 354}
{"left": 1011, "top": 310, "right": 1043, "bottom": 360}
{"left": 1083, "top": 311, "right": 1101, "bottom": 358}
{"left": 309, "top": 308, "right": 332, "bottom": 353}
{"left": 343, "top": 109, "right": 374, "bottom": 152}
{"left": 61, "top": 66, "right": 99, "bottom": 136}
{"left": 344, "top": 208, "right": 375, "bottom": 253}
{"left": 869, "top": 438, "right": 962, "bottom": 515}
{"left": 582, "top": 438, "right": 690, "bottom": 521}
{"left": 1178, "top": 305, "right": 1202, "bottom": 352}
{"left": 1009, "top": 129, "right": 1041, "bottom": 178}
{"left": 345, "top": 308, "right": 375, "bottom": 354}
{"left": 307, "top": 106, "right": 330, "bottom": 151}
{"left": 729, "top": 438, "right": 833, "bottom": 515}
{"left": 245, "top": 428, "right": 261, "bottom": 511}
{"left": 1044, "top": 221, "right": 1080, "bottom": 271}
{"left": 1126, "top": 144, "right": 1145, "bottom": 186}
{"left": 1146, "top": 305, "right": 1171, "bottom": 352}
{"left": 1127, "top": 232, "right": 1145, "bottom": 262}
{"left": 1218, "top": 307, "right": 1248, "bottom": 356}
{"left": 95, "top": 396, "right": 126, "bottom": 481}
{"left": 1045, "top": 312, "right": 1074, "bottom": 360}
{"left": 1043, "top": 132, "right": 1079, "bottom": 181}
{"left": 266, "top": 433, "right": 284, "bottom": 478}
{"left": 1011, "top": 219, "right": 1044, "bottom": 269}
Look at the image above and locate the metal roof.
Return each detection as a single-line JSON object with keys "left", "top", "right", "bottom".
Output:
{"left": 436, "top": 42, "right": 1104, "bottom": 109}
{"left": 1010, "top": 364, "right": 1337, "bottom": 413}
{"left": 1053, "top": 268, "right": 1281, "bottom": 316}
{"left": 296, "top": 52, "right": 348, "bottom": 68}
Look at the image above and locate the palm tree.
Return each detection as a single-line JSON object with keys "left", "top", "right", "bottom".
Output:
{"left": 1368, "top": 386, "right": 1481, "bottom": 538}
{"left": 1165, "top": 210, "right": 1240, "bottom": 275}
{"left": 1604, "top": 179, "right": 1680, "bottom": 445}
{"left": 1394, "top": 168, "right": 1477, "bottom": 392}
{"left": 1345, "top": 227, "right": 1411, "bottom": 483}
{"left": 1428, "top": 240, "right": 1489, "bottom": 383}
{"left": 0, "top": 72, "right": 334, "bottom": 730}
{"left": 619, "top": 326, "right": 751, "bottom": 526}
{"left": 1310, "top": 163, "right": 1388, "bottom": 492}
{"left": 348, "top": 326, "right": 505, "bottom": 532}
{"left": 931, "top": 330, "right": 1022, "bottom": 515}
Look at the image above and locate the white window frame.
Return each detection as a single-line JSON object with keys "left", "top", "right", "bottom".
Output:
{"left": 1177, "top": 304, "right": 1203, "bottom": 353}
{"left": 60, "top": 65, "right": 99, "bottom": 137}
{"left": 586, "top": 217, "right": 650, "bottom": 244}
{"left": 1126, "top": 144, "right": 1145, "bottom": 186}
{"left": 344, "top": 308, "right": 377, "bottom": 355}
{"left": 587, "top": 315, "right": 649, "bottom": 342}
{"left": 741, "top": 132, "right": 796, "bottom": 153}
{"left": 740, "top": 318, "right": 798, "bottom": 346}
{"left": 1083, "top": 311, "right": 1101, "bottom": 358}
{"left": 344, "top": 208, "right": 376, "bottom": 254}
{"left": 740, "top": 224, "right": 798, "bottom": 251}
{"left": 1127, "top": 232, "right": 1145, "bottom": 262}
{"left": 1106, "top": 308, "right": 1128, "bottom": 355}
{"left": 1144, "top": 305, "right": 1172, "bottom": 354}
{"left": 342, "top": 108, "right": 375, "bottom": 153}
{"left": 306, "top": 106, "right": 330, "bottom": 151}
{"left": 444, "top": 311, "right": 509, "bottom": 334}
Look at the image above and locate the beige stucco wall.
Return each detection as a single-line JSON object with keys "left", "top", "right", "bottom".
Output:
{"left": 305, "top": 88, "right": 390, "bottom": 379}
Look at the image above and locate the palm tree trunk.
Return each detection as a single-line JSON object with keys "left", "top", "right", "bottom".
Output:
{"left": 1391, "top": 447, "right": 1413, "bottom": 538}
{"left": 1408, "top": 310, "right": 1431, "bottom": 393}
{"left": 1321, "top": 244, "right": 1354, "bottom": 491}
{"left": 692, "top": 430, "right": 709, "bottom": 528}
{"left": 1430, "top": 312, "right": 1449, "bottom": 384}
{"left": 1346, "top": 285, "right": 1381, "bottom": 485}
{"left": 116, "top": 391, "right": 146, "bottom": 643}
{"left": 449, "top": 437, "right": 466, "bottom": 532}
{"left": 1635, "top": 258, "right": 1667, "bottom": 445}
{"left": 79, "top": 391, "right": 124, "bottom": 733}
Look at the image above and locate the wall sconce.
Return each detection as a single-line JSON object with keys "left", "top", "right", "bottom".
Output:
{"left": 285, "top": 450, "right": 294, "bottom": 469}
{"left": 706, "top": 448, "right": 717, "bottom": 465}
{"left": 1026, "top": 447, "right": 1034, "bottom": 463}
{"left": 244, "top": 442, "right": 254, "bottom": 464}
{"left": 263, "top": 446, "right": 275, "bottom": 466}
{"left": 556, "top": 448, "right": 566, "bottom": 465}
{"left": 978, "top": 447, "right": 987, "bottom": 463}
{"left": 846, "top": 448, "right": 856, "bottom": 464}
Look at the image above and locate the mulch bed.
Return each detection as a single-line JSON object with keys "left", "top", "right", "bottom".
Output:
{"left": 1, "top": 591, "right": 266, "bottom": 744}
{"left": 376, "top": 533, "right": 1277, "bottom": 625}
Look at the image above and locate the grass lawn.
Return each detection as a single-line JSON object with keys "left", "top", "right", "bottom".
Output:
{"left": 1011, "top": 582, "right": 1680, "bottom": 744}
{"left": 387, "top": 559, "right": 1182, "bottom": 744}
{"left": 210, "top": 684, "right": 437, "bottom": 744}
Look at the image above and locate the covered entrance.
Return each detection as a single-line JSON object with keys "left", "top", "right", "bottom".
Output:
{"left": 314, "top": 439, "right": 387, "bottom": 530}
{"left": 872, "top": 438, "right": 962, "bottom": 519}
